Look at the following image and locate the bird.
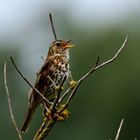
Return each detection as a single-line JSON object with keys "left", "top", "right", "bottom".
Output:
{"left": 21, "top": 40, "right": 74, "bottom": 133}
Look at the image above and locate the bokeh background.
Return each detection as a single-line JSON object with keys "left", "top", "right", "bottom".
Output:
{"left": 0, "top": 0, "right": 140, "bottom": 139}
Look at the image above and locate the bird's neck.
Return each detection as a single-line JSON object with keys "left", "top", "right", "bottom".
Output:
{"left": 49, "top": 51, "right": 69, "bottom": 60}
{"left": 48, "top": 53, "right": 69, "bottom": 61}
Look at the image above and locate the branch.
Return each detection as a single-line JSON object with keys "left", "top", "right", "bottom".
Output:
{"left": 41, "top": 56, "right": 45, "bottom": 61}
{"left": 4, "top": 62, "right": 23, "bottom": 140}
{"left": 58, "top": 87, "right": 71, "bottom": 103}
{"left": 59, "top": 36, "right": 128, "bottom": 112}
{"left": 10, "top": 57, "right": 51, "bottom": 108}
{"left": 58, "top": 57, "right": 99, "bottom": 104}
{"left": 78, "top": 36, "right": 128, "bottom": 83}
{"left": 114, "top": 119, "right": 124, "bottom": 140}
{"left": 51, "top": 74, "right": 66, "bottom": 112}
{"left": 47, "top": 75, "right": 57, "bottom": 88}
{"left": 33, "top": 119, "right": 46, "bottom": 140}
{"left": 33, "top": 119, "right": 56, "bottom": 140}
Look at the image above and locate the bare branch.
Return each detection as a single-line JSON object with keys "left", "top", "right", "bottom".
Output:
{"left": 47, "top": 75, "right": 67, "bottom": 114}
{"left": 10, "top": 57, "right": 51, "bottom": 108}
{"left": 58, "top": 85, "right": 79, "bottom": 113}
{"left": 58, "top": 57, "right": 100, "bottom": 113}
{"left": 34, "top": 119, "right": 56, "bottom": 140}
{"left": 51, "top": 74, "right": 66, "bottom": 112}
{"left": 58, "top": 88, "right": 71, "bottom": 103}
{"left": 114, "top": 119, "right": 124, "bottom": 140}
{"left": 33, "top": 119, "right": 46, "bottom": 140}
{"left": 95, "top": 36, "right": 128, "bottom": 71}
{"left": 78, "top": 36, "right": 128, "bottom": 83}
{"left": 78, "top": 56, "right": 100, "bottom": 82}
{"left": 73, "top": 36, "right": 128, "bottom": 104}
{"left": 49, "top": 13, "right": 57, "bottom": 41}
{"left": 59, "top": 36, "right": 128, "bottom": 113}
{"left": 41, "top": 56, "right": 45, "bottom": 61}
{"left": 4, "top": 62, "right": 23, "bottom": 140}
{"left": 47, "top": 75, "right": 57, "bottom": 88}
{"left": 58, "top": 57, "right": 100, "bottom": 104}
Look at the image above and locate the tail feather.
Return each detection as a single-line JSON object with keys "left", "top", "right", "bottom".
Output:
{"left": 21, "top": 105, "right": 37, "bottom": 133}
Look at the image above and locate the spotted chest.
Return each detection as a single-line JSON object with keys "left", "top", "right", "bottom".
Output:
{"left": 45, "top": 57, "right": 70, "bottom": 100}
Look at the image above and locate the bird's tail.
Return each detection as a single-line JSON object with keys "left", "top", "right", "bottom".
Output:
{"left": 21, "top": 104, "right": 37, "bottom": 133}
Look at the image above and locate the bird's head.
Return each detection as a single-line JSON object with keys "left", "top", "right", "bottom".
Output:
{"left": 48, "top": 40, "right": 74, "bottom": 59}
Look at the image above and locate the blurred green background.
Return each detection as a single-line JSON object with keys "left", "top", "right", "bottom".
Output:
{"left": 0, "top": 0, "right": 140, "bottom": 140}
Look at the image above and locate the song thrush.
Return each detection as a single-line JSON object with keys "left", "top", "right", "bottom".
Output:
{"left": 21, "top": 40, "right": 74, "bottom": 133}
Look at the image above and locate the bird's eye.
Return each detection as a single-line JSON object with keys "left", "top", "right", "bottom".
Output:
{"left": 56, "top": 42, "right": 61, "bottom": 47}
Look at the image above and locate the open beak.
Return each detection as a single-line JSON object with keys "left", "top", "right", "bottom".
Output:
{"left": 63, "top": 40, "right": 75, "bottom": 49}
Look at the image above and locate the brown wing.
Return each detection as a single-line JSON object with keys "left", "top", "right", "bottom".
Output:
{"left": 29, "top": 59, "right": 52, "bottom": 105}
{"left": 21, "top": 59, "right": 53, "bottom": 133}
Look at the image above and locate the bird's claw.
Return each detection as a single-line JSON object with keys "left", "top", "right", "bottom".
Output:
{"left": 69, "top": 80, "right": 77, "bottom": 89}
{"left": 55, "top": 86, "right": 64, "bottom": 91}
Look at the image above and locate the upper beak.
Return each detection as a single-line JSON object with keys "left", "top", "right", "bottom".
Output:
{"left": 65, "top": 44, "right": 75, "bottom": 48}
{"left": 64, "top": 40, "right": 75, "bottom": 49}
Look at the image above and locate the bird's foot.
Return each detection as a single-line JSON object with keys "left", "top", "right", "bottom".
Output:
{"left": 69, "top": 80, "right": 77, "bottom": 89}
{"left": 56, "top": 105, "right": 70, "bottom": 121}
{"left": 55, "top": 86, "right": 64, "bottom": 92}
{"left": 44, "top": 105, "right": 70, "bottom": 121}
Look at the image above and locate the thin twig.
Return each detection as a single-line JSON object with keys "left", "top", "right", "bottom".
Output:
{"left": 59, "top": 36, "right": 127, "bottom": 108}
{"left": 59, "top": 36, "right": 128, "bottom": 113}
{"left": 78, "top": 56, "right": 100, "bottom": 83}
{"left": 58, "top": 57, "right": 100, "bottom": 113}
{"left": 34, "top": 119, "right": 57, "bottom": 140}
{"left": 59, "top": 57, "right": 99, "bottom": 104}
{"left": 10, "top": 57, "right": 51, "bottom": 108}
{"left": 47, "top": 75, "right": 57, "bottom": 88}
{"left": 70, "top": 36, "right": 128, "bottom": 104}
{"left": 95, "top": 36, "right": 128, "bottom": 70}
{"left": 41, "top": 56, "right": 45, "bottom": 61}
{"left": 4, "top": 62, "right": 23, "bottom": 140}
{"left": 51, "top": 74, "right": 66, "bottom": 112}
{"left": 47, "top": 74, "right": 66, "bottom": 112}
{"left": 33, "top": 119, "right": 46, "bottom": 140}
{"left": 58, "top": 87, "right": 71, "bottom": 103}
{"left": 114, "top": 119, "right": 124, "bottom": 140}
{"left": 58, "top": 84, "right": 79, "bottom": 113}
{"left": 78, "top": 36, "right": 128, "bottom": 83}
{"left": 49, "top": 13, "right": 57, "bottom": 41}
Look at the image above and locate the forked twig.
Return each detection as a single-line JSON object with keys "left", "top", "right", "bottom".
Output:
{"left": 78, "top": 36, "right": 128, "bottom": 83}
{"left": 59, "top": 57, "right": 100, "bottom": 113}
{"left": 59, "top": 36, "right": 128, "bottom": 113}
{"left": 94, "top": 36, "right": 128, "bottom": 70}
{"left": 114, "top": 119, "right": 124, "bottom": 140}
{"left": 10, "top": 57, "right": 51, "bottom": 108}
{"left": 4, "top": 62, "right": 23, "bottom": 140}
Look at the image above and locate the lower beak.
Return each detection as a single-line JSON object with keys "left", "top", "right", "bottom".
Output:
{"left": 64, "top": 40, "right": 75, "bottom": 48}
